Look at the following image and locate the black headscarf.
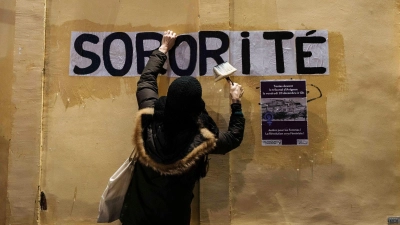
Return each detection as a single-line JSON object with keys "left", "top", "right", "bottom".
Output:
{"left": 149, "top": 77, "right": 208, "bottom": 163}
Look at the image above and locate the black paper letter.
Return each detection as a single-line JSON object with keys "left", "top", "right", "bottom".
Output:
{"left": 169, "top": 35, "right": 197, "bottom": 76}
{"left": 199, "top": 31, "right": 230, "bottom": 75}
{"left": 241, "top": 32, "right": 250, "bottom": 74}
{"left": 263, "top": 31, "right": 294, "bottom": 73}
{"left": 296, "top": 36, "right": 327, "bottom": 74}
{"left": 73, "top": 33, "right": 101, "bottom": 75}
{"left": 103, "top": 32, "right": 133, "bottom": 76}
{"left": 136, "top": 32, "right": 163, "bottom": 74}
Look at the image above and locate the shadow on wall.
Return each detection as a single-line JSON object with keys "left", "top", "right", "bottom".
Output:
{"left": 0, "top": 135, "right": 9, "bottom": 223}
{"left": 0, "top": 5, "right": 15, "bottom": 223}
{"left": 199, "top": 92, "right": 331, "bottom": 224}
{"left": 200, "top": 100, "right": 256, "bottom": 224}
{"left": 40, "top": 193, "right": 121, "bottom": 225}
{"left": 227, "top": 32, "right": 348, "bottom": 224}
{"left": 199, "top": 30, "right": 347, "bottom": 222}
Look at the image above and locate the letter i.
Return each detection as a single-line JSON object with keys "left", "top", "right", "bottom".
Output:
{"left": 241, "top": 31, "right": 250, "bottom": 74}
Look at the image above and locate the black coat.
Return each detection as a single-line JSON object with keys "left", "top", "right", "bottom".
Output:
{"left": 120, "top": 50, "right": 245, "bottom": 225}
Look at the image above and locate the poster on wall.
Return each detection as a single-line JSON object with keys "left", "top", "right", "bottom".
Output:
{"left": 69, "top": 30, "right": 329, "bottom": 77}
{"left": 261, "top": 80, "right": 308, "bottom": 146}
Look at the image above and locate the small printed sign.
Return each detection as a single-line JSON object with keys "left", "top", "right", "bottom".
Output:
{"left": 388, "top": 217, "right": 400, "bottom": 224}
{"left": 261, "top": 80, "right": 308, "bottom": 146}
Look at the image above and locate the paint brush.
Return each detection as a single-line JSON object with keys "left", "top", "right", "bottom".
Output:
{"left": 213, "top": 62, "right": 237, "bottom": 84}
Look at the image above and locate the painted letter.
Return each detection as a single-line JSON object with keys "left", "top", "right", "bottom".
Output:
{"left": 199, "top": 31, "right": 229, "bottom": 75}
{"left": 296, "top": 36, "right": 327, "bottom": 74}
{"left": 103, "top": 32, "right": 133, "bottom": 76}
{"left": 73, "top": 33, "right": 101, "bottom": 75}
{"left": 136, "top": 32, "right": 163, "bottom": 74}
{"left": 263, "top": 31, "right": 294, "bottom": 73}
{"left": 241, "top": 31, "right": 250, "bottom": 74}
{"left": 169, "top": 35, "right": 197, "bottom": 76}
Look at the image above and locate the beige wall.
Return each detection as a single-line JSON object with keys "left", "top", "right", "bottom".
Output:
{"left": 4, "top": 0, "right": 46, "bottom": 224}
{"left": 0, "top": 1, "right": 15, "bottom": 223}
{"left": 3, "top": 0, "right": 400, "bottom": 224}
{"left": 41, "top": 1, "right": 200, "bottom": 224}
{"left": 202, "top": 1, "right": 400, "bottom": 225}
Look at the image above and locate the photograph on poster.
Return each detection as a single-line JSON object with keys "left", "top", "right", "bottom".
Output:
{"left": 261, "top": 80, "right": 308, "bottom": 146}
{"left": 261, "top": 98, "right": 307, "bottom": 121}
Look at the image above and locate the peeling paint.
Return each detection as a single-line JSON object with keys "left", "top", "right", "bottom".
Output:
{"left": 70, "top": 187, "right": 77, "bottom": 216}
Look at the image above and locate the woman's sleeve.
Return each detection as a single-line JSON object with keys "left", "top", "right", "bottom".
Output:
{"left": 211, "top": 103, "right": 245, "bottom": 154}
{"left": 136, "top": 50, "right": 167, "bottom": 109}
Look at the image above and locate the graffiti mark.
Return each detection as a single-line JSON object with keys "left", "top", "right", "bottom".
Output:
{"left": 307, "top": 84, "right": 322, "bottom": 102}
{"left": 40, "top": 191, "right": 47, "bottom": 210}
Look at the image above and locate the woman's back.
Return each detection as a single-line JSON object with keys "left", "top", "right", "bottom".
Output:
{"left": 120, "top": 162, "right": 198, "bottom": 225}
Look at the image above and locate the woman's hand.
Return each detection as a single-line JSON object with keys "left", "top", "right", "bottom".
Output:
{"left": 159, "top": 30, "right": 177, "bottom": 54}
{"left": 229, "top": 81, "right": 244, "bottom": 103}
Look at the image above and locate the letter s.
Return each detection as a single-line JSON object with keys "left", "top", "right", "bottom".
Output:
{"left": 73, "top": 33, "right": 101, "bottom": 75}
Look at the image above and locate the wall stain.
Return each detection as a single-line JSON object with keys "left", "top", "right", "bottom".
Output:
{"left": 200, "top": 31, "right": 346, "bottom": 222}
{"left": 0, "top": 135, "right": 10, "bottom": 223}
{"left": 0, "top": 9, "right": 15, "bottom": 25}
{"left": 40, "top": 193, "right": 103, "bottom": 225}
{"left": 45, "top": 20, "right": 207, "bottom": 109}
{"left": 45, "top": 19, "right": 346, "bottom": 110}
{"left": 0, "top": 6, "right": 16, "bottom": 222}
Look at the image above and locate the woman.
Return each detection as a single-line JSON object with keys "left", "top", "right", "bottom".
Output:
{"left": 120, "top": 30, "right": 245, "bottom": 225}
